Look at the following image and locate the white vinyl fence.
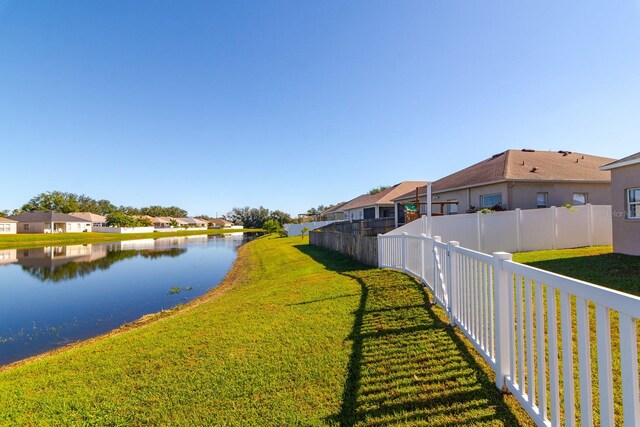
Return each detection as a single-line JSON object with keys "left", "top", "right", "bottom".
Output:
{"left": 386, "top": 204, "right": 612, "bottom": 253}
{"left": 378, "top": 233, "right": 640, "bottom": 427}
{"left": 284, "top": 220, "right": 340, "bottom": 237}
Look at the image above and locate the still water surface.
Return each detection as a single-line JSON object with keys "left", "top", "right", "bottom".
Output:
{"left": 0, "top": 233, "right": 252, "bottom": 366}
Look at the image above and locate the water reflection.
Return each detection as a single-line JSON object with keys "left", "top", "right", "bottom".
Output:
{"left": 1, "top": 236, "right": 215, "bottom": 283}
{"left": 0, "top": 234, "right": 253, "bottom": 365}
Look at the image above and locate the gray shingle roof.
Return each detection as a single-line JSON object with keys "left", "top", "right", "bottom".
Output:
{"left": 393, "top": 149, "right": 614, "bottom": 201}
{"left": 8, "top": 211, "right": 89, "bottom": 223}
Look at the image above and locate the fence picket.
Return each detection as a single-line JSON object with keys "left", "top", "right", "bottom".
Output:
{"left": 619, "top": 313, "right": 640, "bottom": 426}
{"left": 560, "top": 291, "right": 576, "bottom": 427}
{"left": 576, "top": 297, "right": 593, "bottom": 427}
{"left": 547, "top": 288, "right": 560, "bottom": 426}
{"left": 535, "top": 281, "right": 547, "bottom": 420}
{"left": 595, "top": 304, "right": 614, "bottom": 426}
{"left": 525, "top": 277, "right": 536, "bottom": 406}
{"left": 377, "top": 233, "right": 640, "bottom": 427}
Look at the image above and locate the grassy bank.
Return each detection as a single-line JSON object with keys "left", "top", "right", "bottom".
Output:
{"left": 513, "top": 245, "right": 639, "bottom": 296}
{"left": 0, "top": 236, "right": 530, "bottom": 426}
{"left": 0, "top": 228, "right": 261, "bottom": 250}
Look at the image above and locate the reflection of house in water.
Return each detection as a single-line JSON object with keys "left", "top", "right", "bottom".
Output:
{"left": 118, "top": 239, "right": 156, "bottom": 251}
{"left": 17, "top": 245, "right": 107, "bottom": 269}
{"left": 0, "top": 249, "right": 17, "bottom": 266}
{"left": 16, "top": 239, "right": 188, "bottom": 282}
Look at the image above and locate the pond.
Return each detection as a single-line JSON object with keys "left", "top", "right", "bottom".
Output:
{"left": 0, "top": 233, "right": 256, "bottom": 366}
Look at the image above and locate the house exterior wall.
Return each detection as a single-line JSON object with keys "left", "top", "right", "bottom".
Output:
{"left": 16, "top": 221, "right": 92, "bottom": 234}
{"left": 344, "top": 204, "right": 394, "bottom": 221}
{"left": 0, "top": 222, "right": 17, "bottom": 234}
{"left": 609, "top": 164, "right": 640, "bottom": 255}
{"left": 0, "top": 249, "right": 17, "bottom": 265}
{"left": 509, "top": 182, "right": 611, "bottom": 209}
{"left": 325, "top": 212, "right": 345, "bottom": 221}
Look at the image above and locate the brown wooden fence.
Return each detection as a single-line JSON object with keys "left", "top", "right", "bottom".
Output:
{"left": 315, "top": 218, "right": 396, "bottom": 236}
{"left": 309, "top": 230, "right": 378, "bottom": 266}
{"left": 308, "top": 218, "right": 395, "bottom": 266}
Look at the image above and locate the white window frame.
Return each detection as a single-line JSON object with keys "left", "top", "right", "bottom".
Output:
{"left": 628, "top": 188, "right": 640, "bottom": 219}
{"left": 480, "top": 193, "right": 502, "bottom": 208}
{"left": 536, "top": 192, "right": 548, "bottom": 208}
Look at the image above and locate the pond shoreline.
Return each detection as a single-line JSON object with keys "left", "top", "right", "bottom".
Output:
{"left": 0, "top": 228, "right": 261, "bottom": 250}
{"left": 0, "top": 235, "right": 258, "bottom": 372}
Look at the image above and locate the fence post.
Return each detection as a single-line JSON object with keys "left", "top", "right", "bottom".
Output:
{"left": 551, "top": 206, "right": 557, "bottom": 249}
{"left": 492, "top": 251, "right": 513, "bottom": 391}
{"left": 420, "top": 233, "right": 427, "bottom": 282}
{"left": 377, "top": 234, "right": 382, "bottom": 267}
{"left": 401, "top": 232, "right": 408, "bottom": 272}
{"left": 515, "top": 209, "right": 522, "bottom": 253}
{"left": 587, "top": 203, "right": 593, "bottom": 247}
{"left": 433, "top": 236, "right": 442, "bottom": 295}
{"left": 476, "top": 212, "right": 482, "bottom": 252}
{"left": 448, "top": 241, "right": 460, "bottom": 326}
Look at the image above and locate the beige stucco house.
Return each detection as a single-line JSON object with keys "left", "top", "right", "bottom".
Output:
{"left": 319, "top": 202, "right": 348, "bottom": 221}
{"left": 7, "top": 211, "right": 92, "bottom": 233}
{"left": 392, "top": 149, "right": 614, "bottom": 225}
{"left": 177, "top": 217, "right": 208, "bottom": 228}
{"left": 600, "top": 152, "right": 640, "bottom": 256}
{"left": 0, "top": 217, "right": 18, "bottom": 234}
{"left": 209, "top": 218, "right": 234, "bottom": 228}
{"left": 69, "top": 212, "right": 108, "bottom": 227}
{"left": 340, "top": 181, "right": 428, "bottom": 221}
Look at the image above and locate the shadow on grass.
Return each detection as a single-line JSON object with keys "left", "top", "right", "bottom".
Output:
{"left": 523, "top": 253, "right": 640, "bottom": 296}
{"left": 295, "top": 242, "right": 524, "bottom": 426}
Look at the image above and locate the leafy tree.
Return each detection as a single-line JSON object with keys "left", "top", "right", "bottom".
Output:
{"left": 227, "top": 206, "right": 271, "bottom": 228}
{"left": 137, "top": 217, "right": 154, "bottom": 227}
{"left": 169, "top": 218, "right": 179, "bottom": 228}
{"left": 106, "top": 211, "right": 139, "bottom": 227}
{"left": 263, "top": 218, "right": 283, "bottom": 235}
{"left": 368, "top": 185, "right": 391, "bottom": 195}
{"left": 22, "top": 191, "right": 80, "bottom": 213}
{"left": 306, "top": 205, "right": 327, "bottom": 215}
{"left": 140, "top": 206, "right": 188, "bottom": 218}
{"left": 300, "top": 226, "right": 309, "bottom": 239}
{"left": 0, "top": 209, "right": 9, "bottom": 217}
{"left": 269, "top": 210, "right": 292, "bottom": 225}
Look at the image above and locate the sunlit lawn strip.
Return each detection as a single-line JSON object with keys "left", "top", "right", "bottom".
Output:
{"left": 512, "top": 245, "right": 640, "bottom": 426}
{"left": 0, "top": 228, "right": 261, "bottom": 250}
{"left": 0, "top": 237, "right": 531, "bottom": 426}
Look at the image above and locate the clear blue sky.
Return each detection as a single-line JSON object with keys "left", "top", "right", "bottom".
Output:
{"left": 1, "top": 1, "right": 638, "bottom": 216}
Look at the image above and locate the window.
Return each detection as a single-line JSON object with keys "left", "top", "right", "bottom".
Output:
{"left": 447, "top": 201, "right": 458, "bottom": 214}
{"left": 480, "top": 193, "right": 502, "bottom": 208}
{"left": 23, "top": 224, "right": 29, "bottom": 231}
{"left": 536, "top": 192, "right": 548, "bottom": 208}
{"left": 573, "top": 193, "right": 588, "bottom": 205}
{"left": 628, "top": 188, "right": 640, "bottom": 219}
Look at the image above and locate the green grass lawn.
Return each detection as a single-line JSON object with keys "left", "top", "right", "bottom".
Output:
{"left": 513, "top": 245, "right": 640, "bottom": 296}
{"left": 0, "top": 236, "right": 530, "bottom": 426}
{"left": 513, "top": 245, "right": 640, "bottom": 426}
{"left": 0, "top": 228, "right": 261, "bottom": 250}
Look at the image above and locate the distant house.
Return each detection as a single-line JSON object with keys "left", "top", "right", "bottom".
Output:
{"left": 392, "top": 149, "right": 614, "bottom": 225}
{"left": 209, "top": 218, "right": 234, "bottom": 228}
{"left": 319, "top": 202, "right": 348, "bottom": 221}
{"left": 600, "top": 152, "right": 640, "bottom": 256}
{"left": 8, "top": 211, "right": 92, "bottom": 233}
{"left": 0, "top": 217, "right": 18, "bottom": 234}
{"left": 340, "top": 181, "right": 428, "bottom": 221}
{"left": 69, "top": 212, "right": 107, "bottom": 227}
{"left": 176, "top": 217, "right": 208, "bottom": 228}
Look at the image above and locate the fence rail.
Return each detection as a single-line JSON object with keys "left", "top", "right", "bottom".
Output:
{"left": 318, "top": 217, "right": 396, "bottom": 236}
{"left": 378, "top": 232, "right": 640, "bottom": 427}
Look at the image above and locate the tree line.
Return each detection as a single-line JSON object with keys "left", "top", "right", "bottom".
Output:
{"left": 0, "top": 191, "right": 188, "bottom": 218}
